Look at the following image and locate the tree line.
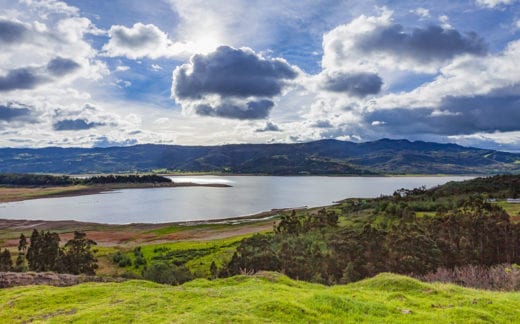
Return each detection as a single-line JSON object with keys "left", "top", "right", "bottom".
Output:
{"left": 0, "top": 173, "right": 172, "bottom": 186}
{"left": 0, "top": 230, "right": 98, "bottom": 275}
{"left": 221, "top": 196, "right": 520, "bottom": 285}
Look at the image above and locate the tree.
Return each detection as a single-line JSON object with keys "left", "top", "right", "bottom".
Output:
{"left": 60, "top": 231, "right": 98, "bottom": 275}
{"left": 15, "top": 233, "right": 28, "bottom": 272}
{"left": 14, "top": 253, "right": 27, "bottom": 272}
{"left": 210, "top": 261, "right": 218, "bottom": 279}
{"left": 0, "top": 249, "right": 13, "bottom": 271}
{"left": 18, "top": 233, "right": 27, "bottom": 253}
{"left": 26, "top": 230, "right": 61, "bottom": 272}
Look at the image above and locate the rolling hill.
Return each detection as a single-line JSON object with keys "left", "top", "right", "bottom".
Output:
{"left": 1, "top": 272, "right": 519, "bottom": 323}
{"left": 1, "top": 139, "right": 519, "bottom": 174}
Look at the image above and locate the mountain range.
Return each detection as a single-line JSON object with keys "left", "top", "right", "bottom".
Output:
{"left": 1, "top": 139, "right": 519, "bottom": 175}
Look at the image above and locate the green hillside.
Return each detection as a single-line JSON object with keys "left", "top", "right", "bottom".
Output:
{"left": 1, "top": 272, "right": 519, "bottom": 323}
{"left": 1, "top": 139, "right": 520, "bottom": 174}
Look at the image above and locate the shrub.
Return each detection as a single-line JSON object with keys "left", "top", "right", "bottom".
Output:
{"left": 142, "top": 262, "right": 193, "bottom": 285}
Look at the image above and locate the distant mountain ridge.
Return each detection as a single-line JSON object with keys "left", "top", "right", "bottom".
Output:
{"left": 1, "top": 139, "right": 519, "bottom": 175}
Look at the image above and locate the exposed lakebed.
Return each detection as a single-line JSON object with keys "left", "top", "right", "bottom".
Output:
{"left": 0, "top": 176, "right": 472, "bottom": 224}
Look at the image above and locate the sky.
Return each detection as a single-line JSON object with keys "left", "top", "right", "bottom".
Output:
{"left": 1, "top": 0, "right": 520, "bottom": 151}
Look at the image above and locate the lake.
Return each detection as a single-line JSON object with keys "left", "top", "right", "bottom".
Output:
{"left": 0, "top": 176, "right": 473, "bottom": 224}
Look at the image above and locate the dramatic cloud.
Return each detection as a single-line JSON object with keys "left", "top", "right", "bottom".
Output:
{"left": 194, "top": 100, "right": 274, "bottom": 120}
{"left": 53, "top": 118, "right": 105, "bottom": 131}
{"left": 0, "top": 19, "right": 27, "bottom": 44}
{"left": 173, "top": 46, "right": 298, "bottom": 99}
{"left": 321, "top": 72, "right": 382, "bottom": 97}
{"left": 0, "top": 57, "right": 82, "bottom": 92}
{"left": 367, "top": 94, "right": 520, "bottom": 136}
{"left": 357, "top": 25, "right": 487, "bottom": 62}
{"left": 256, "top": 121, "right": 281, "bottom": 132}
{"left": 0, "top": 104, "right": 34, "bottom": 122}
{"left": 322, "top": 10, "right": 487, "bottom": 74}
{"left": 46, "top": 57, "right": 81, "bottom": 76}
{"left": 0, "top": 68, "right": 45, "bottom": 92}
{"left": 173, "top": 46, "right": 298, "bottom": 120}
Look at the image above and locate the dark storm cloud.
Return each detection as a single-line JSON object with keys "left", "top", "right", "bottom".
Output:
{"left": 53, "top": 119, "right": 105, "bottom": 131}
{"left": 0, "top": 104, "right": 33, "bottom": 122}
{"left": 47, "top": 57, "right": 81, "bottom": 76}
{"left": 367, "top": 94, "right": 520, "bottom": 135}
{"left": 173, "top": 46, "right": 298, "bottom": 99}
{"left": 358, "top": 24, "right": 487, "bottom": 63}
{"left": 256, "top": 121, "right": 281, "bottom": 132}
{"left": 0, "top": 57, "right": 81, "bottom": 92}
{"left": 194, "top": 99, "right": 274, "bottom": 120}
{"left": 0, "top": 19, "right": 27, "bottom": 44}
{"left": 322, "top": 72, "right": 382, "bottom": 97}
{"left": 311, "top": 120, "right": 333, "bottom": 128}
{"left": 0, "top": 68, "right": 44, "bottom": 92}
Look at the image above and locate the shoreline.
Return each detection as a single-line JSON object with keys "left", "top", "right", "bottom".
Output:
{"left": 0, "top": 182, "right": 231, "bottom": 204}
{"left": 0, "top": 205, "right": 309, "bottom": 230}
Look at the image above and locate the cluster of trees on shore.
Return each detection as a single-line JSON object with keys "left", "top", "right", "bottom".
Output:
{"left": 0, "top": 173, "right": 171, "bottom": 186}
{"left": 0, "top": 230, "right": 98, "bottom": 275}
{"left": 221, "top": 181, "right": 520, "bottom": 285}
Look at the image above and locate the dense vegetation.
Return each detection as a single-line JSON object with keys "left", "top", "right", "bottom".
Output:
{"left": 0, "top": 173, "right": 171, "bottom": 186}
{"left": 1, "top": 273, "right": 520, "bottom": 323}
{"left": 0, "top": 230, "right": 98, "bottom": 275}
{"left": 1, "top": 139, "right": 520, "bottom": 174}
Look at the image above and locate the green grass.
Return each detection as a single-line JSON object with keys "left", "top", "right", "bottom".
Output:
{"left": 112, "top": 235, "right": 255, "bottom": 277}
{"left": 1, "top": 272, "right": 519, "bottom": 323}
{"left": 496, "top": 201, "right": 520, "bottom": 217}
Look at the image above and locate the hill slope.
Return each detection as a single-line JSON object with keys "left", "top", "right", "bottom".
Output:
{"left": 1, "top": 139, "right": 520, "bottom": 174}
{"left": 1, "top": 272, "right": 519, "bottom": 323}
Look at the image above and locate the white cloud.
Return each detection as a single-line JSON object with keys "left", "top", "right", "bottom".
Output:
{"left": 410, "top": 8, "right": 430, "bottom": 18}
{"left": 115, "top": 65, "right": 130, "bottom": 72}
{"left": 321, "top": 9, "right": 486, "bottom": 76}
{"left": 475, "top": 0, "right": 517, "bottom": 8}
{"left": 102, "top": 22, "right": 225, "bottom": 60}
{"left": 515, "top": 19, "right": 520, "bottom": 30}
{"left": 438, "top": 15, "right": 451, "bottom": 29}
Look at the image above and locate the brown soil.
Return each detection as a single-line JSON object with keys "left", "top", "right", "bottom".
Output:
{"left": 0, "top": 207, "right": 287, "bottom": 247}
{"left": 0, "top": 182, "right": 231, "bottom": 204}
{"left": 0, "top": 271, "right": 124, "bottom": 288}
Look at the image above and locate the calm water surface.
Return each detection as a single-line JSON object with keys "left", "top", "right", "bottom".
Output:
{"left": 0, "top": 176, "right": 472, "bottom": 224}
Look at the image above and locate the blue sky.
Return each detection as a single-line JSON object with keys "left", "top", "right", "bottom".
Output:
{"left": 1, "top": 0, "right": 520, "bottom": 151}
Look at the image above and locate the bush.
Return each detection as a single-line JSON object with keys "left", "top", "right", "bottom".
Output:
{"left": 112, "top": 252, "right": 132, "bottom": 267}
{"left": 142, "top": 262, "right": 193, "bottom": 285}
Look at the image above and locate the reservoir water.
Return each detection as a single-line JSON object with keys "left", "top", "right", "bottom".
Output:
{"left": 0, "top": 176, "right": 473, "bottom": 224}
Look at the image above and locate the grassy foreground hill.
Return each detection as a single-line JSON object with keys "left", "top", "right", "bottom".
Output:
{"left": 1, "top": 272, "right": 520, "bottom": 323}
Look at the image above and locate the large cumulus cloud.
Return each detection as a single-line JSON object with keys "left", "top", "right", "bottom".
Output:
{"left": 321, "top": 72, "right": 383, "bottom": 97}
{"left": 0, "top": 19, "right": 27, "bottom": 44}
{"left": 322, "top": 9, "right": 487, "bottom": 74}
{"left": 172, "top": 46, "right": 298, "bottom": 120}
{"left": 367, "top": 94, "right": 520, "bottom": 136}
{"left": 0, "top": 57, "right": 81, "bottom": 92}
